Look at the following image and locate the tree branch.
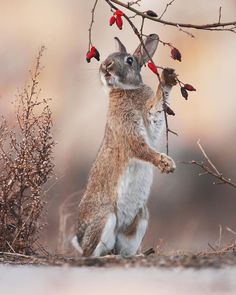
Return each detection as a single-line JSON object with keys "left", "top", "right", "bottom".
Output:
{"left": 89, "top": 0, "right": 235, "bottom": 155}
{"left": 108, "top": 0, "right": 236, "bottom": 33}
{"left": 182, "top": 140, "right": 236, "bottom": 189}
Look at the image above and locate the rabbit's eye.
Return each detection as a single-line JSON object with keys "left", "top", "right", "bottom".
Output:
{"left": 126, "top": 56, "right": 134, "bottom": 66}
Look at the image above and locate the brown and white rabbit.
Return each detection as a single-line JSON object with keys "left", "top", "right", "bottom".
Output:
{"left": 72, "top": 34, "right": 177, "bottom": 257}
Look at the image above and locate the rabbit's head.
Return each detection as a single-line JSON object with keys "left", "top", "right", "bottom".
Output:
{"left": 99, "top": 34, "right": 159, "bottom": 91}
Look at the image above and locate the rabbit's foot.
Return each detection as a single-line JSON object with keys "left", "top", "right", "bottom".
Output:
{"left": 162, "top": 68, "right": 177, "bottom": 87}
{"left": 158, "top": 153, "right": 176, "bottom": 173}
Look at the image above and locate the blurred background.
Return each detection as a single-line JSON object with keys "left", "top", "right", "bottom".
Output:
{"left": 0, "top": 0, "right": 235, "bottom": 253}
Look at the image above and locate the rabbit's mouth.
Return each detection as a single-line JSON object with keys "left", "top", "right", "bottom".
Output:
{"left": 101, "top": 71, "right": 116, "bottom": 87}
{"left": 104, "top": 71, "right": 112, "bottom": 79}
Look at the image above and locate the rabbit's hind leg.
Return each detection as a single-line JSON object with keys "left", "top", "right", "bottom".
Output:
{"left": 115, "top": 207, "right": 148, "bottom": 256}
{"left": 91, "top": 213, "right": 117, "bottom": 257}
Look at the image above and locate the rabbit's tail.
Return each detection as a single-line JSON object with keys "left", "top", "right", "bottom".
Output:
{"left": 71, "top": 235, "right": 83, "bottom": 255}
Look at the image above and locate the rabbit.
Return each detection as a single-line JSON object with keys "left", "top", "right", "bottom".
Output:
{"left": 71, "top": 34, "right": 177, "bottom": 257}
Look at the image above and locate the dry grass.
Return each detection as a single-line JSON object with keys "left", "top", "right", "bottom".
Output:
{"left": 0, "top": 46, "right": 54, "bottom": 254}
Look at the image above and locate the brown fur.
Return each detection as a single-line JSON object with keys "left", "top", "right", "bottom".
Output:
{"left": 76, "top": 69, "right": 176, "bottom": 256}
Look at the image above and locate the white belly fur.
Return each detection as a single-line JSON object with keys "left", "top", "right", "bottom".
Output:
{"left": 116, "top": 159, "right": 153, "bottom": 229}
{"left": 116, "top": 84, "right": 172, "bottom": 231}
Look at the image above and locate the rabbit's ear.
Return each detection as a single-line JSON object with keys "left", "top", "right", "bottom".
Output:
{"left": 133, "top": 34, "right": 159, "bottom": 67}
{"left": 114, "top": 37, "right": 127, "bottom": 53}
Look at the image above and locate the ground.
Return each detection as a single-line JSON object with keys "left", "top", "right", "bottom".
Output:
{"left": 1, "top": 250, "right": 236, "bottom": 268}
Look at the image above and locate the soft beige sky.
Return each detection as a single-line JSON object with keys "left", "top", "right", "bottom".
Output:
{"left": 0, "top": 0, "right": 235, "bottom": 250}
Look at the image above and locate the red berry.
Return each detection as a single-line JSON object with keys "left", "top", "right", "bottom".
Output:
{"left": 147, "top": 61, "right": 158, "bottom": 74}
{"left": 93, "top": 48, "right": 100, "bottom": 61}
{"left": 109, "top": 15, "right": 116, "bottom": 26}
{"left": 116, "top": 15, "right": 123, "bottom": 30}
{"left": 184, "top": 84, "right": 196, "bottom": 91}
{"left": 86, "top": 50, "right": 93, "bottom": 63}
{"left": 171, "top": 47, "right": 182, "bottom": 62}
{"left": 115, "top": 10, "right": 124, "bottom": 17}
{"left": 86, "top": 47, "right": 100, "bottom": 63}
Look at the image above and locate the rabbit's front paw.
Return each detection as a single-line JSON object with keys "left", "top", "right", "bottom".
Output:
{"left": 158, "top": 153, "right": 176, "bottom": 173}
{"left": 162, "top": 68, "right": 177, "bottom": 87}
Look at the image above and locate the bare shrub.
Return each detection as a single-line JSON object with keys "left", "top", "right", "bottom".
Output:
{"left": 0, "top": 46, "right": 54, "bottom": 254}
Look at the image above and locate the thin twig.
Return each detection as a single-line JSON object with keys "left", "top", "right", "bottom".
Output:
{"left": 143, "top": 247, "right": 155, "bottom": 256}
{"left": 163, "top": 106, "right": 169, "bottom": 155}
{"left": 35, "top": 241, "right": 50, "bottom": 256}
{"left": 0, "top": 252, "right": 36, "bottom": 259}
{"left": 197, "top": 139, "right": 220, "bottom": 175}
{"left": 208, "top": 242, "right": 217, "bottom": 252}
{"left": 140, "top": 16, "right": 145, "bottom": 36}
{"left": 0, "top": 252, "right": 48, "bottom": 265}
{"left": 217, "top": 224, "right": 222, "bottom": 249}
{"left": 6, "top": 241, "right": 16, "bottom": 253}
{"left": 127, "top": 0, "right": 142, "bottom": 7}
{"left": 218, "top": 6, "right": 222, "bottom": 23}
{"left": 226, "top": 227, "right": 236, "bottom": 235}
{"left": 182, "top": 141, "right": 236, "bottom": 188}
{"left": 88, "top": 0, "right": 99, "bottom": 50}
{"left": 159, "top": 0, "right": 176, "bottom": 20}
{"left": 176, "top": 24, "right": 195, "bottom": 38}
{"left": 11, "top": 208, "right": 34, "bottom": 247}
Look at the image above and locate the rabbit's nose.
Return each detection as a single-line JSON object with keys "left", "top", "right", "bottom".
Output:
{"left": 106, "top": 60, "right": 114, "bottom": 70}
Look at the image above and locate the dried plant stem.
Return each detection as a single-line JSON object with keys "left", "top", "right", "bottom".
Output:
{"left": 183, "top": 140, "right": 236, "bottom": 189}
{"left": 0, "top": 251, "right": 36, "bottom": 259}
{"left": 197, "top": 140, "right": 220, "bottom": 175}
{"left": 218, "top": 6, "right": 222, "bottom": 23}
{"left": 159, "top": 0, "right": 176, "bottom": 20}
{"left": 127, "top": 0, "right": 141, "bottom": 7}
{"left": 163, "top": 108, "right": 169, "bottom": 155}
{"left": 88, "top": 0, "right": 99, "bottom": 50}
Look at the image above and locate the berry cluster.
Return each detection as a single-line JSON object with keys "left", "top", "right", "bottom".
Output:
{"left": 147, "top": 47, "right": 196, "bottom": 100}
{"left": 109, "top": 10, "right": 124, "bottom": 30}
{"left": 86, "top": 7, "right": 196, "bottom": 101}
{"left": 86, "top": 46, "right": 100, "bottom": 63}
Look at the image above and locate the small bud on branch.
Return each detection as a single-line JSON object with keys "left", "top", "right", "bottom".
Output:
{"left": 184, "top": 84, "right": 196, "bottom": 91}
{"left": 146, "top": 10, "right": 158, "bottom": 18}
{"left": 171, "top": 47, "right": 182, "bottom": 62}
